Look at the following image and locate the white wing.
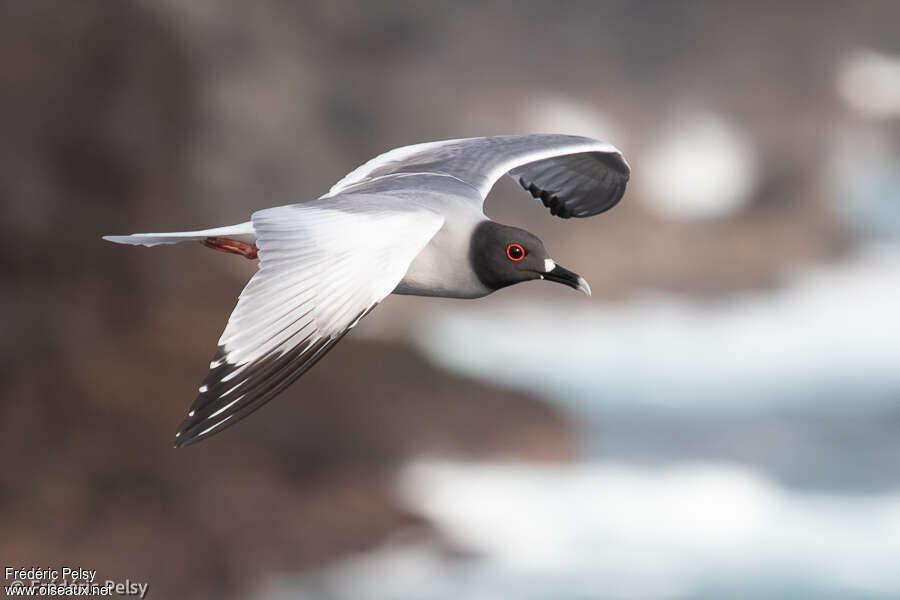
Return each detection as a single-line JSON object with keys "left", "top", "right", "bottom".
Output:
{"left": 175, "top": 202, "right": 443, "bottom": 446}
{"left": 326, "top": 134, "right": 630, "bottom": 219}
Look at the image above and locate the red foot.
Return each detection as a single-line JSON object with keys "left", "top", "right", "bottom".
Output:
{"left": 203, "top": 237, "right": 259, "bottom": 260}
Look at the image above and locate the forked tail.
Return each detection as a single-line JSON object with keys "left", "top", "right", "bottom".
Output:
{"left": 103, "top": 222, "right": 258, "bottom": 258}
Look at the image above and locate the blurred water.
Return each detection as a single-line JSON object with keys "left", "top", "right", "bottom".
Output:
{"left": 263, "top": 461, "right": 900, "bottom": 600}
{"left": 413, "top": 242, "right": 900, "bottom": 491}
{"left": 417, "top": 242, "right": 900, "bottom": 423}
{"left": 399, "top": 461, "right": 900, "bottom": 599}
{"left": 262, "top": 241, "right": 900, "bottom": 600}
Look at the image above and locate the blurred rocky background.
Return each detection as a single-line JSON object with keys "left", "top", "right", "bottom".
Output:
{"left": 2, "top": 1, "right": 899, "bottom": 599}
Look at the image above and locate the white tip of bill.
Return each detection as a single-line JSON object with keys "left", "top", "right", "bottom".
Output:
{"left": 577, "top": 276, "right": 592, "bottom": 297}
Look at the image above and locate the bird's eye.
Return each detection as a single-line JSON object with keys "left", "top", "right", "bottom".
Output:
{"left": 506, "top": 243, "right": 525, "bottom": 261}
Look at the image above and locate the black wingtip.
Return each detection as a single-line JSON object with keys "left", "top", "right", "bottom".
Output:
{"left": 171, "top": 307, "right": 371, "bottom": 449}
{"left": 173, "top": 419, "right": 222, "bottom": 448}
{"left": 173, "top": 408, "right": 228, "bottom": 448}
{"left": 173, "top": 436, "right": 197, "bottom": 449}
{"left": 173, "top": 430, "right": 190, "bottom": 449}
{"left": 173, "top": 423, "right": 193, "bottom": 448}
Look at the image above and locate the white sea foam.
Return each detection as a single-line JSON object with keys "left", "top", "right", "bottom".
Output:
{"left": 398, "top": 460, "right": 900, "bottom": 598}
{"left": 261, "top": 460, "right": 900, "bottom": 600}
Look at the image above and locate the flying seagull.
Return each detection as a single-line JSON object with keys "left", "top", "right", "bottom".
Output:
{"left": 105, "top": 134, "right": 630, "bottom": 446}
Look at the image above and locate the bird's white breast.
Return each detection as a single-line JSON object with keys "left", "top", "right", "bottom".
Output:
{"left": 394, "top": 211, "right": 490, "bottom": 299}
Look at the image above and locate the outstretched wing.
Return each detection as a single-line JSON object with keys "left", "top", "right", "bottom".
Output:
{"left": 325, "top": 134, "right": 630, "bottom": 219}
{"left": 175, "top": 202, "right": 443, "bottom": 446}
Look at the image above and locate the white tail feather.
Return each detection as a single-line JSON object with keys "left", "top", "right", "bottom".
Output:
{"left": 103, "top": 222, "right": 255, "bottom": 247}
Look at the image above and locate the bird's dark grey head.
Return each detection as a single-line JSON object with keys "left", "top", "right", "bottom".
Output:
{"left": 469, "top": 221, "right": 591, "bottom": 295}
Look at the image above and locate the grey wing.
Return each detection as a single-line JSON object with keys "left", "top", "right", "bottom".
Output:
{"left": 175, "top": 202, "right": 443, "bottom": 447}
{"left": 325, "top": 134, "right": 630, "bottom": 219}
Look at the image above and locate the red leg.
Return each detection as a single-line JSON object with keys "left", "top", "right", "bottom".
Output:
{"left": 202, "top": 237, "right": 259, "bottom": 260}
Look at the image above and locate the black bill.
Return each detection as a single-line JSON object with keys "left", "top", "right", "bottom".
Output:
{"left": 544, "top": 264, "right": 592, "bottom": 296}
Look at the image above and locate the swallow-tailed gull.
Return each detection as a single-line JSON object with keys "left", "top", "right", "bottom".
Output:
{"left": 104, "top": 134, "right": 630, "bottom": 446}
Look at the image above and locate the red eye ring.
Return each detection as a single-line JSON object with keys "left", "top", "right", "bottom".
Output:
{"left": 506, "top": 243, "right": 525, "bottom": 261}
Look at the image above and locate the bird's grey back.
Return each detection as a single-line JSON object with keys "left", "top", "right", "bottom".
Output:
{"left": 304, "top": 173, "right": 489, "bottom": 298}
